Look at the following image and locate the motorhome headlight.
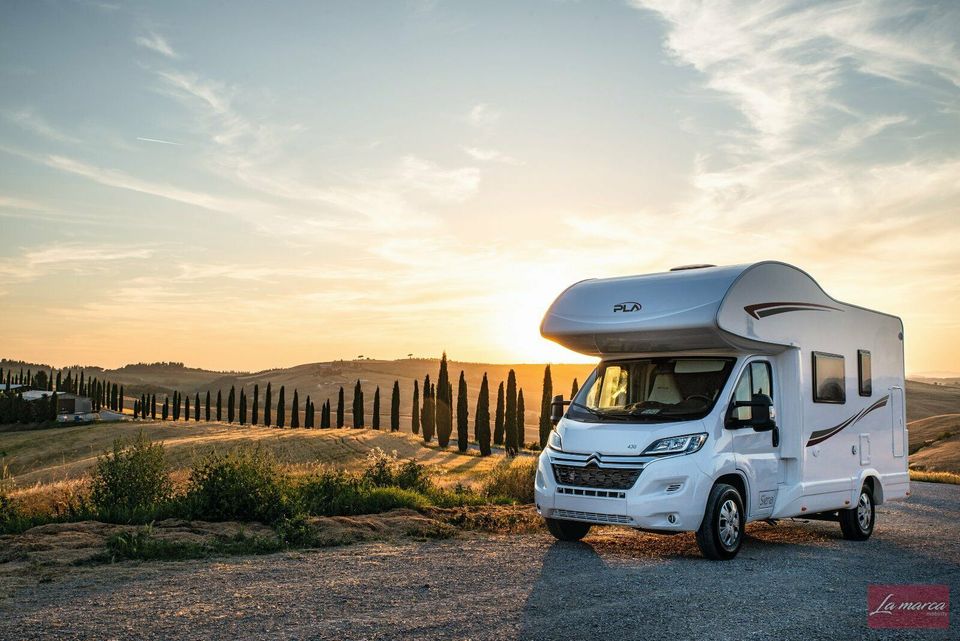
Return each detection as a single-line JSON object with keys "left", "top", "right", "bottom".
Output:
{"left": 642, "top": 433, "right": 707, "bottom": 456}
{"left": 547, "top": 430, "right": 562, "bottom": 451}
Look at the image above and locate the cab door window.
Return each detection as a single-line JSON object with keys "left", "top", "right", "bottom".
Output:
{"left": 733, "top": 361, "right": 773, "bottom": 420}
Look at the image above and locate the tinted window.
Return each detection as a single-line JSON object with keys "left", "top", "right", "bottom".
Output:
{"left": 858, "top": 350, "right": 872, "bottom": 396}
{"left": 813, "top": 352, "right": 845, "bottom": 403}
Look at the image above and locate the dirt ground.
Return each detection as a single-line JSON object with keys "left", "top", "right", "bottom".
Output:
{"left": 0, "top": 482, "right": 957, "bottom": 641}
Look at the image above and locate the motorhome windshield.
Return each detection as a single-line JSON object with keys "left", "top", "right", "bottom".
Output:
{"left": 567, "top": 358, "right": 735, "bottom": 423}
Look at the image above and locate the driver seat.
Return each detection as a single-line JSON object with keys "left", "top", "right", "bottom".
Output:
{"left": 648, "top": 372, "right": 682, "bottom": 404}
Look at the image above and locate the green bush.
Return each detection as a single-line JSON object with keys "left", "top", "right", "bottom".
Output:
{"left": 480, "top": 458, "right": 537, "bottom": 504}
{"left": 90, "top": 433, "right": 171, "bottom": 522}
{"left": 361, "top": 448, "right": 433, "bottom": 493}
{"left": 296, "top": 467, "right": 428, "bottom": 516}
{"left": 186, "top": 448, "right": 295, "bottom": 525}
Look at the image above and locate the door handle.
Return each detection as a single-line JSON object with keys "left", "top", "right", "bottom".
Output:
{"left": 772, "top": 426, "right": 780, "bottom": 448}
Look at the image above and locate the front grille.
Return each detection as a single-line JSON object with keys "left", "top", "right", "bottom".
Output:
{"left": 558, "top": 487, "right": 626, "bottom": 499}
{"left": 552, "top": 464, "right": 641, "bottom": 490}
{"left": 553, "top": 509, "right": 633, "bottom": 524}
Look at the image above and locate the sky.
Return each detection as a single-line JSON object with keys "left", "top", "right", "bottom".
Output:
{"left": 0, "top": 0, "right": 958, "bottom": 374}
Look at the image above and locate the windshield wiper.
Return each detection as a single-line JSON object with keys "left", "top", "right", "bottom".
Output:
{"left": 569, "top": 402, "right": 639, "bottom": 422}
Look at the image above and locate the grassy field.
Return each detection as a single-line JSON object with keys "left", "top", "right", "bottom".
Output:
{"left": 907, "top": 414, "right": 960, "bottom": 474}
{"left": 0, "top": 421, "right": 517, "bottom": 489}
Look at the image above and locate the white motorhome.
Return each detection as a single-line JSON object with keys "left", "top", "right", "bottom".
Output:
{"left": 535, "top": 261, "right": 908, "bottom": 559}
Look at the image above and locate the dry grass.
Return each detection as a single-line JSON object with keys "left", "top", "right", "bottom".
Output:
{"left": 910, "top": 469, "right": 960, "bottom": 485}
{"left": 0, "top": 423, "right": 513, "bottom": 488}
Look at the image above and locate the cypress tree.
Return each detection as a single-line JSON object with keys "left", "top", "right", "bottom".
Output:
{"left": 436, "top": 353, "right": 452, "bottom": 447}
{"left": 277, "top": 386, "right": 286, "bottom": 428}
{"left": 152, "top": 394, "right": 157, "bottom": 420}
{"left": 291, "top": 389, "right": 300, "bottom": 428}
{"left": 336, "top": 387, "right": 345, "bottom": 428}
{"left": 539, "top": 365, "right": 553, "bottom": 448}
{"left": 321, "top": 400, "right": 330, "bottom": 428}
{"left": 55, "top": 370, "right": 62, "bottom": 392}
{"left": 119, "top": 385, "right": 124, "bottom": 413}
{"left": 390, "top": 380, "right": 400, "bottom": 432}
{"left": 240, "top": 389, "right": 247, "bottom": 425}
{"left": 421, "top": 375, "right": 432, "bottom": 442}
{"left": 162, "top": 397, "right": 169, "bottom": 420}
{"left": 352, "top": 380, "right": 364, "bottom": 428}
{"left": 228, "top": 386, "right": 236, "bottom": 423}
{"left": 456, "top": 371, "right": 469, "bottom": 452}
{"left": 140, "top": 394, "right": 146, "bottom": 418}
{"left": 571, "top": 378, "right": 579, "bottom": 399}
{"left": 505, "top": 370, "right": 518, "bottom": 456}
{"left": 50, "top": 391, "right": 58, "bottom": 421}
{"left": 173, "top": 391, "right": 180, "bottom": 421}
{"left": 305, "top": 396, "right": 313, "bottom": 428}
{"left": 252, "top": 384, "right": 259, "bottom": 425}
{"left": 411, "top": 379, "right": 420, "bottom": 434}
{"left": 517, "top": 388, "right": 526, "bottom": 450}
{"left": 194, "top": 393, "right": 200, "bottom": 422}
{"left": 216, "top": 390, "right": 223, "bottom": 421}
{"left": 184, "top": 394, "right": 190, "bottom": 422}
{"left": 494, "top": 382, "right": 505, "bottom": 445}
{"left": 372, "top": 387, "right": 380, "bottom": 430}
{"left": 264, "top": 382, "right": 272, "bottom": 426}
{"left": 476, "top": 373, "right": 491, "bottom": 456}
{"left": 205, "top": 391, "right": 211, "bottom": 421}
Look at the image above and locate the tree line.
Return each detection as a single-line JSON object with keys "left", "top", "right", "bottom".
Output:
{"left": 0, "top": 361, "right": 582, "bottom": 454}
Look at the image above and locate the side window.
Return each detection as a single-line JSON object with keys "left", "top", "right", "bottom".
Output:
{"left": 750, "top": 362, "right": 772, "bottom": 397}
{"left": 858, "top": 350, "right": 872, "bottom": 397}
{"left": 813, "top": 352, "right": 846, "bottom": 404}
{"left": 733, "top": 361, "right": 772, "bottom": 420}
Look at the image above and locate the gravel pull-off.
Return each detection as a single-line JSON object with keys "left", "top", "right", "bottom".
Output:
{"left": 1, "top": 482, "right": 958, "bottom": 641}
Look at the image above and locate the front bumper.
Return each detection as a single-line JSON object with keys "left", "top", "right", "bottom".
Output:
{"left": 534, "top": 448, "right": 712, "bottom": 532}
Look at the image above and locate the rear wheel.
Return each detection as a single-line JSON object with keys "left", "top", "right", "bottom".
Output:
{"left": 696, "top": 483, "right": 745, "bottom": 560}
{"left": 839, "top": 485, "right": 875, "bottom": 540}
{"left": 545, "top": 518, "right": 591, "bottom": 542}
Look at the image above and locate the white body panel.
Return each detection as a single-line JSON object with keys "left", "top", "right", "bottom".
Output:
{"left": 535, "top": 262, "right": 908, "bottom": 532}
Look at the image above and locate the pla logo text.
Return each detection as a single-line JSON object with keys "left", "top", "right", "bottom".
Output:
{"left": 613, "top": 302, "right": 642, "bottom": 313}
{"left": 867, "top": 584, "right": 949, "bottom": 629}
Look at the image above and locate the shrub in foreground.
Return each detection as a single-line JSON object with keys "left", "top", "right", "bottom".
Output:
{"left": 91, "top": 433, "right": 171, "bottom": 522}
{"left": 186, "top": 448, "right": 295, "bottom": 524}
{"left": 480, "top": 458, "right": 537, "bottom": 504}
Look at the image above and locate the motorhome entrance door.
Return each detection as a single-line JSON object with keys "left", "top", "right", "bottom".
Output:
{"left": 731, "top": 359, "right": 781, "bottom": 519}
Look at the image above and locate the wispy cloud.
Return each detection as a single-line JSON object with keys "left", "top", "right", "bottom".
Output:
{"left": 4, "top": 109, "right": 79, "bottom": 143}
{"left": 135, "top": 31, "right": 179, "bottom": 59}
{"left": 466, "top": 103, "right": 501, "bottom": 130}
{"left": 462, "top": 146, "right": 522, "bottom": 165}
{"left": 395, "top": 156, "right": 480, "bottom": 202}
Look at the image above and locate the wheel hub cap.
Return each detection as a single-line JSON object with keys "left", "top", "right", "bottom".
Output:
{"left": 718, "top": 499, "right": 740, "bottom": 548}
{"left": 857, "top": 492, "right": 872, "bottom": 530}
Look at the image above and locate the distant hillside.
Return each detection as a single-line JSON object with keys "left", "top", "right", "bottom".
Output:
{"left": 905, "top": 380, "right": 960, "bottom": 422}
{"left": 908, "top": 414, "right": 960, "bottom": 474}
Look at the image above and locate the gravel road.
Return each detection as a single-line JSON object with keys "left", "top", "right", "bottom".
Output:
{"left": 2, "top": 482, "right": 958, "bottom": 641}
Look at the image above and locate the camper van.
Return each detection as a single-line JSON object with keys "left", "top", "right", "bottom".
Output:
{"left": 535, "top": 261, "right": 908, "bottom": 559}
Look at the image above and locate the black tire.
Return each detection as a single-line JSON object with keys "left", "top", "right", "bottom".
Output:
{"left": 695, "top": 483, "right": 745, "bottom": 560}
{"left": 545, "top": 518, "right": 591, "bottom": 542}
{"left": 839, "top": 485, "right": 875, "bottom": 540}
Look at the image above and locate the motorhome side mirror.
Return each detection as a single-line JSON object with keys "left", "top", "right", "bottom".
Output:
{"left": 749, "top": 394, "right": 775, "bottom": 432}
{"left": 725, "top": 394, "right": 776, "bottom": 431}
{"left": 550, "top": 394, "right": 568, "bottom": 426}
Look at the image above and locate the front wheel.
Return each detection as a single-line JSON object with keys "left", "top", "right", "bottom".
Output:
{"left": 839, "top": 485, "right": 875, "bottom": 540}
{"left": 545, "top": 518, "right": 591, "bottom": 542}
{"left": 695, "top": 483, "right": 745, "bottom": 560}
